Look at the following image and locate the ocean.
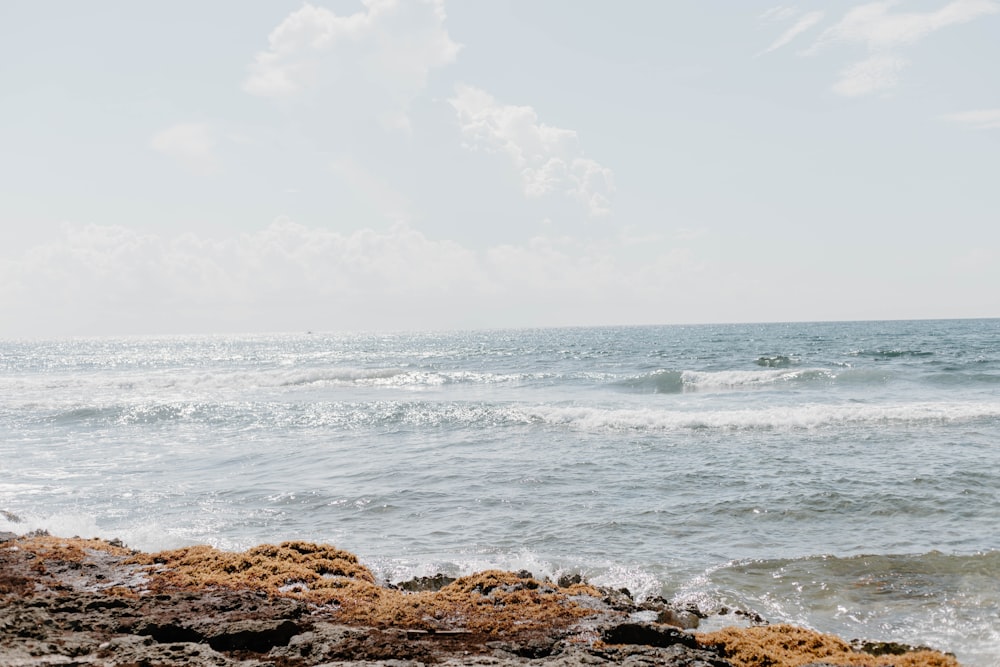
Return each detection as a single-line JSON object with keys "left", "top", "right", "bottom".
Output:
{"left": 1, "top": 319, "right": 998, "bottom": 665}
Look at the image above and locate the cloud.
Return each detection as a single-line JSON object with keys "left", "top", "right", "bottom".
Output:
{"left": 760, "top": 10, "right": 825, "bottom": 54}
{"left": 448, "top": 84, "right": 615, "bottom": 216}
{"left": 943, "top": 108, "right": 1000, "bottom": 128}
{"left": 0, "top": 220, "right": 705, "bottom": 336}
{"left": 809, "top": 0, "right": 997, "bottom": 53}
{"left": 760, "top": 6, "right": 802, "bottom": 23}
{"left": 831, "top": 53, "right": 907, "bottom": 97}
{"left": 149, "top": 123, "right": 219, "bottom": 175}
{"left": 765, "top": 0, "right": 999, "bottom": 96}
{"left": 244, "top": 0, "right": 459, "bottom": 129}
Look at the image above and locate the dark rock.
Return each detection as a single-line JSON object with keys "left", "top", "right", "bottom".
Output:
{"left": 734, "top": 608, "right": 766, "bottom": 624}
{"left": 600, "top": 587, "right": 636, "bottom": 610}
{"left": 396, "top": 572, "right": 457, "bottom": 592}
{"left": 205, "top": 619, "right": 301, "bottom": 652}
{"left": 602, "top": 622, "right": 699, "bottom": 649}
{"left": 592, "top": 641, "right": 733, "bottom": 667}
{"left": 514, "top": 636, "right": 557, "bottom": 659}
{"left": 638, "top": 598, "right": 702, "bottom": 629}
{"left": 557, "top": 572, "right": 583, "bottom": 587}
{"left": 488, "top": 636, "right": 556, "bottom": 659}
{"left": 136, "top": 621, "right": 204, "bottom": 644}
{"left": 851, "top": 638, "right": 936, "bottom": 656}
{"left": 657, "top": 608, "right": 700, "bottom": 629}
{"left": 313, "top": 626, "right": 437, "bottom": 663}
{"left": 85, "top": 597, "right": 130, "bottom": 611}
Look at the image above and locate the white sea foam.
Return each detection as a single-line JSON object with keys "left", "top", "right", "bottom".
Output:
{"left": 679, "top": 368, "right": 834, "bottom": 390}
{"left": 0, "top": 511, "right": 104, "bottom": 541}
{"left": 365, "top": 550, "right": 664, "bottom": 603}
{"left": 588, "top": 564, "right": 663, "bottom": 601}
{"left": 365, "top": 549, "right": 563, "bottom": 587}
{"left": 526, "top": 401, "right": 1000, "bottom": 432}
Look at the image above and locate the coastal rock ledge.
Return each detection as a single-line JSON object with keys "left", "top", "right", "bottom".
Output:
{"left": 0, "top": 534, "right": 960, "bottom": 667}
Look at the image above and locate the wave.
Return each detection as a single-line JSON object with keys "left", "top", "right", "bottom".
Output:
{"left": 6, "top": 367, "right": 557, "bottom": 401}
{"left": 275, "top": 367, "right": 534, "bottom": 388}
{"left": 277, "top": 368, "right": 408, "bottom": 386}
{"left": 49, "top": 403, "right": 224, "bottom": 427}
{"left": 613, "top": 370, "right": 685, "bottom": 393}
{"left": 276, "top": 368, "right": 551, "bottom": 387}
{"left": 850, "top": 349, "right": 935, "bottom": 359}
{"left": 109, "top": 366, "right": 536, "bottom": 390}
{"left": 610, "top": 365, "right": 998, "bottom": 394}
{"left": 527, "top": 401, "right": 1000, "bottom": 432}
{"left": 613, "top": 368, "right": 835, "bottom": 394}
{"left": 36, "top": 397, "right": 1000, "bottom": 432}
{"left": 681, "top": 368, "right": 834, "bottom": 390}
{"left": 615, "top": 366, "right": 834, "bottom": 394}
{"left": 8, "top": 362, "right": 993, "bottom": 411}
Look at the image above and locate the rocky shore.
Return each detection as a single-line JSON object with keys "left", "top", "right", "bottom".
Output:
{"left": 0, "top": 531, "right": 960, "bottom": 667}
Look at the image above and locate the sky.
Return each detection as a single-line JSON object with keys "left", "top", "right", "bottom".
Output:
{"left": 2, "top": 0, "right": 998, "bottom": 337}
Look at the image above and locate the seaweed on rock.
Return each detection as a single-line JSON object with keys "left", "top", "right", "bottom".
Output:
{"left": 698, "top": 624, "right": 960, "bottom": 667}
{"left": 5, "top": 536, "right": 966, "bottom": 667}
{"left": 128, "top": 542, "right": 601, "bottom": 635}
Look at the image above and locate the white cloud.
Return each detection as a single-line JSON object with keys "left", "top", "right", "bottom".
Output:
{"left": 449, "top": 84, "right": 615, "bottom": 216}
{"left": 943, "top": 108, "right": 1000, "bottom": 128}
{"left": 831, "top": 53, "right": 907, "bottom": 97}
{"left": 760, "top": 6, "right": 802, "bottom": 23}
{"left": 149, "top": 123, "right": 219, "bottom": 175}
{"left": 244, "top": 0, "right": 459, "bottom": 129}
{"left": 0, "top": 220, "right": 705, "bottom": 336}
{"left": 760, "top": 10, "right": 825, "bottom": 54}
{"left": 809, "top": 0, "right": 997, "bottom": 53}
{"left": 767, "top": 0, "right": 999, "bottom": 96}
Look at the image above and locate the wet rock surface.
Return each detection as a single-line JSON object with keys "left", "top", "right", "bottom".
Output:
{"left": 0, "top": 535, "right": 961, "bottom": 666}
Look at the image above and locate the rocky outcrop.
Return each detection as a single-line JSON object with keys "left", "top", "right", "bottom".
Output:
{"left": 0, "top": 535, "right": 960, "bottom": 667}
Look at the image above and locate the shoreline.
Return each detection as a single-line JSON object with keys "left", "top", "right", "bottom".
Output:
{"left": 0, "top": 532, "right": 961, "bottom": 667}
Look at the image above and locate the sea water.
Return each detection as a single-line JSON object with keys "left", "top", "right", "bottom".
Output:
{"left": 1, "top": 319, "right": 998, "bottom": 665}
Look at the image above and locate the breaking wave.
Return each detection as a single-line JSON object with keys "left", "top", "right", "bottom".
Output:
{"left": 528, "top": 401, "right": 1000, "bottom": 432}
{"left": 34, "top": 397, "right": 1000, "bottom": 433}
{"left": 613, "top": 368, "right": 835, "bottom": 393}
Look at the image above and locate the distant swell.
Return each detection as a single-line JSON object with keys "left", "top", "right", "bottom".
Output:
{"left": 851, "top": 349, "right": 935, "bottom": 359}
{"left": 273, "top": 368, "right": 543, "bottom": 388}
{"left": 278, "top": 368, "right": 406, "bottom": 386}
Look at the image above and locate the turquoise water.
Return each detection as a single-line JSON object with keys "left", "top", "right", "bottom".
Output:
{"left": 1, "top": 319, "right": 998, "bottom": 664}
